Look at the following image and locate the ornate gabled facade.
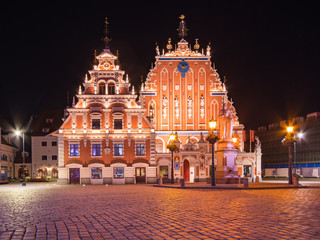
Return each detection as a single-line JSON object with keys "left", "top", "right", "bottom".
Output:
{"left": 57, "top": 16, "right": 261, "bottom": 185}
{"left": 57, "top": 18, "right": 156, "bottom": 185}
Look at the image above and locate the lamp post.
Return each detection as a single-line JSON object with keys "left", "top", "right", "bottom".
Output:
{"left": 167, "top": 132, "right": 177, "bottom": 184}
{"left": 15, "top": 130, "right": 26, "bottom": 186}
{"left": 206, "top": 119, "right": 219, "bottom": 186}
{"left": 282, "top": 126, "right": 297, "bottom": 184}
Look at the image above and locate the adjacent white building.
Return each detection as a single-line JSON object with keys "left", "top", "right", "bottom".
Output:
{"left": 0, "top": 127, "right": 18, "bottom": 178}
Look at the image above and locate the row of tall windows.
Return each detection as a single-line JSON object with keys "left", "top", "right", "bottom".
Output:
{"left": 69, "top": 143, "right": 145, "bottom": 157}
{"left": 91, "top": 167, "right": 124, "bottom": 179}
{"left": 98, "top": 82, "right": 115, "bottom": 94}
{"left": 90, "top": 119, "right": 123, "bottom": 129}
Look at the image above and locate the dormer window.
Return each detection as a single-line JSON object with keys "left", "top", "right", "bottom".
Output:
{"left": 99, "top": 82, "right": 106, "bottom": 94}
{"left": 46, "top": 118, "right": 53, "bottom": 124}
{"left": 108, "top": 82, "right": 115, "bottom": 95}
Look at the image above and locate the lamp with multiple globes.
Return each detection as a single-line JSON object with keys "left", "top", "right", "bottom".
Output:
{"left": 206, "top": 118, "right": 219, "bottom": 186}
{"left": 167, "top": 132, "right": 178, "bottom": 184}
{"left": 282, "top": 126, "right": 297, "bottom": 184}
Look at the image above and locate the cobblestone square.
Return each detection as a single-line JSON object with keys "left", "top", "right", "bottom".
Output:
{"left": 0, "top": 183, "right": 320, "bottom": 239}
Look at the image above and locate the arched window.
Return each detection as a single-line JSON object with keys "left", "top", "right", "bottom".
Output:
{"left": 99, "top": 82, "right": 106, "bottom": 94}
{"left": 108, "top": 82, "right": 115, "bottom": 95}
{"left": 156, "top": 139, "right": 164, "bottom": 153}
{"left": 149, "top": 105, "right": 154, "bottom": 118}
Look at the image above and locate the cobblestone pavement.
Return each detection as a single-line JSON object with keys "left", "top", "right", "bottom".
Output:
{"left": 0, "top": 183, "right": 320, "bottom": 239}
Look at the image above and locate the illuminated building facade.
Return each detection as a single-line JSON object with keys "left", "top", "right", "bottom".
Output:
{"left": 258, "top": 112, "right": 320, "bottom": 178}
{"left": 57, "top": 17, "right": 261, "bottom": 184}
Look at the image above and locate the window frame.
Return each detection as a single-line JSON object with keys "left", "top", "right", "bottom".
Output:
{"left": 70, "top": 144, "right": 79, "bottom": 157}
{"left": 114, "top": 144, "right": 124, "bottom": 156}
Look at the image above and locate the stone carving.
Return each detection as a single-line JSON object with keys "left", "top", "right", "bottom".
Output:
{"left": 174, "top": 96, "right": 179, "bottom": 119}
{"left": 187, "top": 96, "right": 192, "bottom": 119}
{"left": 254, "top": 136, "right": 261, "bottom": 153}
{"left": 218, "top": 104, "right": 234, "bottom": 140}
{"left": 162, "top": 96, "right": 168, "bottom": 119}
{"left": 200, "top": 95, "right": 205, "bottom": 119}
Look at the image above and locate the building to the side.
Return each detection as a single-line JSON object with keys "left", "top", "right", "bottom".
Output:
{"left": 257, "top": 112, "right": 320, "bottom": 178}
{"left": 31, "top": 110, "right": 63, "bottom": 179}
{"left": 57, "top": 17, "right": 262, "bottom": 184}
{"left": 0, "top": 127, "right": 18, "bottom": 178}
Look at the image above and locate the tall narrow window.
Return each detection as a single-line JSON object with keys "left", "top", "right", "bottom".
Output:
{"left": 114, "top": 144, "right": 123, "bottom": 156}
{"left": 114, "top": 119, "right": 122, "bottom": 129}
{"left": 149, "top": 105, "right": 154, "bottom": 118}
{"left": 70, "top": 144, "right": 79, "bottom": 156}
{"left": 108, "top": 82, "right": 115, "bottom": 95}
{"left": 92, "top": 119, "right": 100, "bottom": 129}
{"left": 99, "top": 83, "right": 106, "bottom": 94}
{"left": 92, "top": 144, "right": 101, "bottom": 156}
{"left": 136, "top": 143, "right": 145, "bottom": 156}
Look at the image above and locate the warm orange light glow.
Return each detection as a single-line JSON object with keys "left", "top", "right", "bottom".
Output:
{"left": 232, "top": 137, "right": 238, "bottom": 143}
{"left": 208, "top": 119, "right": 217, "bottom": 130}
{"left": 287, "top": 126, "right": 294, "bottom": 133}
{"left": 169, "top": 132, "right": 176, "bottom": 141}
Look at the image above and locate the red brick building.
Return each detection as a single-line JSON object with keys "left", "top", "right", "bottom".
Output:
{"left": 57, "top": 17, "right": 261, "bottom": 184}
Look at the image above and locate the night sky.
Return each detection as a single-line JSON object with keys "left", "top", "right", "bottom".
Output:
{"left": 1, "top": 1, "right": 320, "bottom": 130}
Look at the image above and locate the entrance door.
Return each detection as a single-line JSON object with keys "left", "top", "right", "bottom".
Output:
{"left": 183, "top": 160, "right": 190, "bottom": 182}
{"left": 243, "top": 165, "right": 252, "bottom": 177}
{"left": 69, "top": 168, "right": 80, "bottom": 184}
{"left": 135, "top": 167, "right": 146, "bottom": 183}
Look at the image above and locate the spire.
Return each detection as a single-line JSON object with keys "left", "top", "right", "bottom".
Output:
{"left": 93, "top": 50, "right": 98, "bottom": 66}
{"left": 104, "top": 17, "right": 111, "bottom": 51}
{"left": 177, "top": 15, "right": 188, "bottom": 39}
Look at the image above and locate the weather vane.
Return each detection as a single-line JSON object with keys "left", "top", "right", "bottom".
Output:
{"left": 177, "top": 15, "right": 188, "bottom": 39}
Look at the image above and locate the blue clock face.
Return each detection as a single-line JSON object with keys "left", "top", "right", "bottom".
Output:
{"left": 178, "top": 60, "right": 189, "bottom": 74}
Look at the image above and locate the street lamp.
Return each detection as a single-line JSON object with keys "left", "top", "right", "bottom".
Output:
{"left": 206, "top": 118, "right": 219, "bottom": 186}
{"left": 282, "top": 126, "right": 297, "bottom": 184}
{"left": 15, "top": 130, "right": 26, "bottom": 186}
{"left": 167, "top": 132, "right": 178, "bottom": 184}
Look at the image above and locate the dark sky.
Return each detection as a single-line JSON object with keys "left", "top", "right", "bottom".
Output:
{"left": 1, "top": 1, "right": 320, "bottom": 130}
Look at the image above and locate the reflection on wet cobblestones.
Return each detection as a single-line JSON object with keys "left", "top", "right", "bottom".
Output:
{"left": 0, "top": 183, "right": 320, "bottom": 239}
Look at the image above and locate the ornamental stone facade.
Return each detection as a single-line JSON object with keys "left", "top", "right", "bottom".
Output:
{"left": 57, "top": 17, "right": 261, "bottom": 184}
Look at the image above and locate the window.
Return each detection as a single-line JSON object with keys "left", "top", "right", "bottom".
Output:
{"left": 52, "top": 155, "right": 57, "bottom": 160}
{"left": 114, "top": 144, "right": 123, "bottom": 156}
{"left": 42, "top": 128, "right": 49, "bottom": 134}
{"left": 1, "top": 155, "right": 7, "bottom": 161}
{"left": 92, "top": 144, "right": 101, "bottom": 156}
{"left": 92, "top": 119, "right": 100, "bottom": 129}
{"left": 70, "top": 144, "right": 79, "bottom": 156}
{"left": 136, "top": 143, "right": 145, "bottom": 156}
{"left": 46, "top": 118, "right": 53, "bottom": 123}
{"left": 114, "top": 119, "right": 122, "bottom": 129}
{"left": 42, "top": 141, "right": 47, "bottom": 146}
{"left": 159, "top": 166, "right": 168, "bottom": 178}
{"left": 99, "top": 83, "right": 106, "bottom": 94}
{"left": 42, "top": 155, "right": 47, "bottom": 160}
{"left": 113, "top": 167, "right": 124, "bottom": 179}
{"left": 108, "top": 82, "right": 115, "bottom": 94}
{"left": 52, "top": 141, "right": 57, "bottom": 147}
{"left": 91, "top": 167, "right": 102, "bottom": 179}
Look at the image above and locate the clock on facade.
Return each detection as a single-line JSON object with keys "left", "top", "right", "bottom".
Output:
{"left": 177, "top": 59, "right": 189, "bottom": 78}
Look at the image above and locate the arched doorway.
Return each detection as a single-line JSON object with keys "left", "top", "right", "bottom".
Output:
{"left": 183, "top": 160, "right": 190, "bottom": 182}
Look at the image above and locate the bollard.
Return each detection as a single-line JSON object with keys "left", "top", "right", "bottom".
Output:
{"left": 159, "top": 176, "right": 162, "bottom": 185}
{"left": 293, "top": 176, "right": 299, "bottom": 186}
{"left": 243, "top": 178, "right": 248, "bottom": 188}
{"left": 180, "top": 179, "right": 185, "bottom": 187}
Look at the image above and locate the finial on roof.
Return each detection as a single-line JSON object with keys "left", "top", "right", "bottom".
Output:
{"left": 177, "top": 15, "right": 188, "bottom": 39}
{"left": 104, "top": 17, "right": 111, "bottom": 51}
{"left": 166, "top": 38, "right": 173, "bottom": 51}
{"left": 194, "top": 39, "right": 200, "bottom": 51}
{"left": 93, "top": 50, "right": 98, "bottom": 66}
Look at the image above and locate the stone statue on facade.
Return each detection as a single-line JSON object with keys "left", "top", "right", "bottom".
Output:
{"left": 218, "top": 103, "right": 234, "bottom": 140}
{"left": 162, "top": 96, "right": 168, "bottom": 118}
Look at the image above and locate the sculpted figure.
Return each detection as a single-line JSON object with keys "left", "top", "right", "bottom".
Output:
{"left": 218, "top": 103, "right": 234, "bottom": 140}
